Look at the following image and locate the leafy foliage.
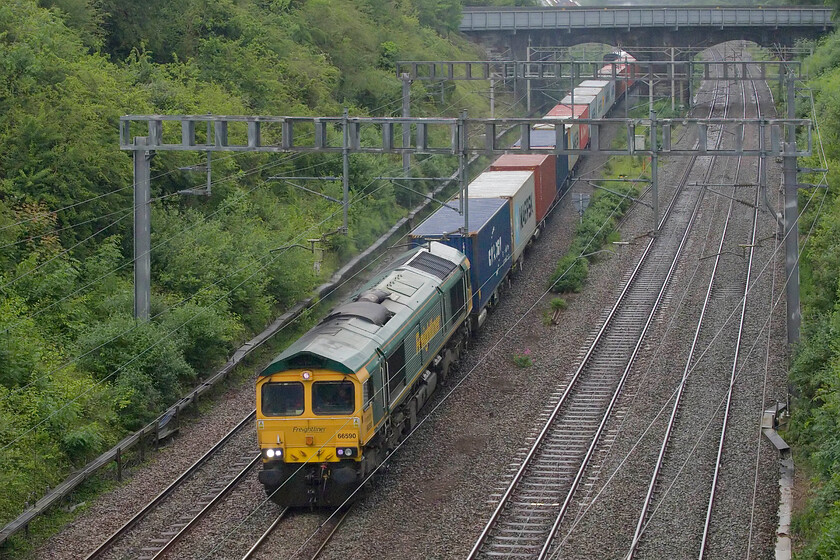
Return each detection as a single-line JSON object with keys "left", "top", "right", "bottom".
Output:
{"left": 0, "top": 0, "right": 495, "bottom": 535}
{"left": 785, "top": 29, "right": 840, "bottom": 559}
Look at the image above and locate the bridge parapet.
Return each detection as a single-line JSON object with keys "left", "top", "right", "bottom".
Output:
{"left": 461, "top": 6, "right": 834, "bottom": 32}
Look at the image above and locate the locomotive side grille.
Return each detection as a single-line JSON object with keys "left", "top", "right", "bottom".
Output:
{"left": 408, "top": 251, "right": 457, "bottom": 280}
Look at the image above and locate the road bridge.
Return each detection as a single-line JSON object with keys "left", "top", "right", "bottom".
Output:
{"left": 460, "top": 6, "right": 834, "bottom": 60}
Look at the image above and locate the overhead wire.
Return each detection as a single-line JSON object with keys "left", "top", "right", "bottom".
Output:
{"left": 0, "top": 150, "right": 251, "bottom": 233}
{"left": 0, "top": 153, "right": 347, "bottom": 402}
{"left": 0, "top": 145, "right": 443, "bottom": 448}
{"left": 550, "top": 158, "right": 828, "bottom": 558}
{"left": 0, "top": 178, "right": 376, "bottom": 452}
{"left": 199, "top": 137, "right": 631, "bottom": 557}
{"left": 0, "top": 151, "right": 324, "bottom": 339}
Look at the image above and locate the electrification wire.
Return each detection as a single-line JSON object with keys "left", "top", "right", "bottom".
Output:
{"left": 0, "top": 212, "right": 133, "bottom": 291}
{"left": 0, "top": 147, "right": 438, "bottom": 449}
{"left": 549, "top": 171, "right": 828, "bottom": 558}
{"left": 198, "top": 141, "right": 629, "bottom": 558}
{"left": 0, "top": 155, "right": 344, "bottom": 401}
{"left": 0, "top": 186, "right": 370, "bottom": 452}
{"left": 0, "top": 152, "right": 319, "bottom": 338}
{"left": 0, "top": 150, "right": 252, "bottom": 233}
{"left": 0, "top": 150, "right": 308, "bottom": 291}
{"left": 0, "top": 208, "right": 133, "bottom": 251}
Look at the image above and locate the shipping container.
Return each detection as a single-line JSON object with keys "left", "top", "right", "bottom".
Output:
{"left": 599, "top": 64, "right": 629, "bottom": 98}
{"left": 579, "top": 79, "right": 615, "bottom": 115}
{"left": 513, "top": 128, "right": 574, "bottom": 183}
{"left": 410, "top": 198, "right": 512, "bottom": 314}
{"left": 491, "top": 154, "right": 556, "bottom": 225}
{"left": 466, "top": 171, "right": 537, "bottom": 262}
{"left": 573, "top": 86, "right": 607, "bottom": 118}
{"left": 562, "top": 93, "right": 597, "bottom": 123}
{"left": 538, "top": 103, "right": 590, "bottom": 163}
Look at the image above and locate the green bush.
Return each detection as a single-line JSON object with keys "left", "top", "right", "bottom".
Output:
{"left": 0, "top": 0, "right": 499, "bottom": 532}
{"left": 549, "top": 254, "right": 588, "bottom": 293}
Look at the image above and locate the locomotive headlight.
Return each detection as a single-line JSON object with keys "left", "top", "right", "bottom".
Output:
{"left": 337, "top": 448, "right": 344, "bottom": 456}
{"left": 344, "top": 448, "right": 355, "bottom": 457}
{"left": 264, "top": 448, "right": 283, "bottom": 459}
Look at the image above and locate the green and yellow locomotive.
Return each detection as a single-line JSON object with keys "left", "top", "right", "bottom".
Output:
{"left": 256, "top": 242, "right": 471, "bottom": 506}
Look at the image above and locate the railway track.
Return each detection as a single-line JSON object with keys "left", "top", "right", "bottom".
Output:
{"left": 240, "top": 507, "right": 290, "bottom": 560}
{"left": 626, "top": 46, "right": 745, "bottom": 559}
{"left": 85, "top": 411, "right": 258, "bottom": 560}
{"left": 699, "top": 58, "right": 766, "bottom": 560}
{"left": 626, "top": 49, "right": 768, "bottom": 559}
{"left": 236, "top": 505, "right": 352, "bottom": 560}
{"left": 467, "top": 69, "right": 731, "bottom": 560}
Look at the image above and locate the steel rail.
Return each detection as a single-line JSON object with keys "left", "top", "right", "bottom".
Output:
{"left": 309, "top": 506, "right": 353, "bottom": 560}
{"left": 698, "top": 59, "right": 764, "bottom": 560}
{"left": 469, "top": 58, "right": 726, "bottom": 560}
{"left": 626, "top": 46, "right": 758, "bottom": 559}
{"left": 467, "top": 237, "right": 651, "bottom": 559}
{"left": 148, "top": 453, "right": 260, "bottom": 560}
{"left": 241, "top": 507, "right": 290, "bottom": 560}
{"left": 537, "top": 162, "right": 711, "bottom": 560}
{"left": 84, "top": 410, "right": 255, "bottom": 559}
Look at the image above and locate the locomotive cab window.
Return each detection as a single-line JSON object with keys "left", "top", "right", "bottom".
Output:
{"left": 313, "top": 381, "right": 355, "bottom": 415}
{"left": 262, "top": 382, "right": 304, "bottom": 416}
{"left": 449, "top": 276, "right": 466, "bottom": 318}
{"left": 363, "top": 378, "right": 374, "bottom": 410}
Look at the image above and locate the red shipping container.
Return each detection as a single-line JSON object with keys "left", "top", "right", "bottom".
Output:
{"left": 491, "top": 154, "right": 557, "bottom": 225}
{"left": 543, "top": 104, "right": 590, "bottom": 149}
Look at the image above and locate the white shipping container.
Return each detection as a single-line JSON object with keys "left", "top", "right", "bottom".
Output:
{"left": 574, "top": 86, "right": 607, "bottom": 118}
{"left": 578, "top": 79, "right": 615, "bottom": 116}
{"left": 566, "top": 123, "right": 580, "bottom": 170}
{"left": 466, "top": 171, "right": 537, "bottom": 262}
{"left": 561, "top": 93, "right": 597, "bottom": 121}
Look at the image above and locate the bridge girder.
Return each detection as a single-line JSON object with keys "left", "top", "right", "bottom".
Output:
{"left": 474, "top": 26, "right": 825, "bottom": 63}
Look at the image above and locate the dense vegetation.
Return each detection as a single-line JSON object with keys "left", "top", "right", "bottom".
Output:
{"left": 0, "top": 0, "right": 543, "bottom": 535}
{"left": 785, "top": 30, "right": 840, "bottom": 559}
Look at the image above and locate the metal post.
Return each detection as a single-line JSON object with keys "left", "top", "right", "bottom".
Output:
{"left": 459, "top": 110, "right": 469, "bottom": 238}
{"left": 649, "top": 74, "right": 654, "bottom": 114}
{"left": 490, "top": 77, "right": 496, "bottom": 119}
{"left": 650, "top": 111, "right": 659, "bottom": 234}
{"left": 783, "top": 72, "right": 800, "bottom": 342}
{"left": 133, "top": 136, "right": 151, "bottom": 321}
{"left": 688, "top": 59, "right": 694, "bottom": 109}
{"left": 342, "top": 108, "right": 350, "bottom": 233}
{"left": 513, "top": 65, "right": 518, "bottom": 107}
{"left": 670, "top": 47, "right": 676, "bottom": 112}
{"left": 205, "top": 151, "right": 212, "bottom": 196}
{"left": 625, "top": 57, "right": 629, "bottom": 119}
{"left": 527, "top": 36, "right": 532, "bottom": 114}
{"left": 401, "top": 73, "right": 411, "bottom": 176}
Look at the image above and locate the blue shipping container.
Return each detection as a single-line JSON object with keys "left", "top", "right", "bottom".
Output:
{"left": 410, "top": 198, "right": 513, "bottom": 313}
{"left": 513, "top": 130, "right": 571, "bottom": 195}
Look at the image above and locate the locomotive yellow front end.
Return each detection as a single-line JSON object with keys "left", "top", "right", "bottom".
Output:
{"left": 257, "top": 369, "right": 368, "bottom": 507}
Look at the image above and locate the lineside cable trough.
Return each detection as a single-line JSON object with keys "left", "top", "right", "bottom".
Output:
{"left": 761, "top": 403, "right": 793, "bottom": 560}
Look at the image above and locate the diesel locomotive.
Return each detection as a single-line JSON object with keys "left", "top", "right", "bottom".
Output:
{"left": 257, "top": 242, "right": 473, "bottom": 506}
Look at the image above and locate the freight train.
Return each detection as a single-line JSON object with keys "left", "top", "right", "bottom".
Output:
{"left": 256, "top": 51, "right": 637, "bottom": 507}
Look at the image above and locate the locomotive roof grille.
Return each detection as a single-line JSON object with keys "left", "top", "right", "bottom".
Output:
{"left": 408, "top": 251, "right": 457, "bottom": 280}
{"left": 324, "top": 301, "right": 392, "bottom": 326}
